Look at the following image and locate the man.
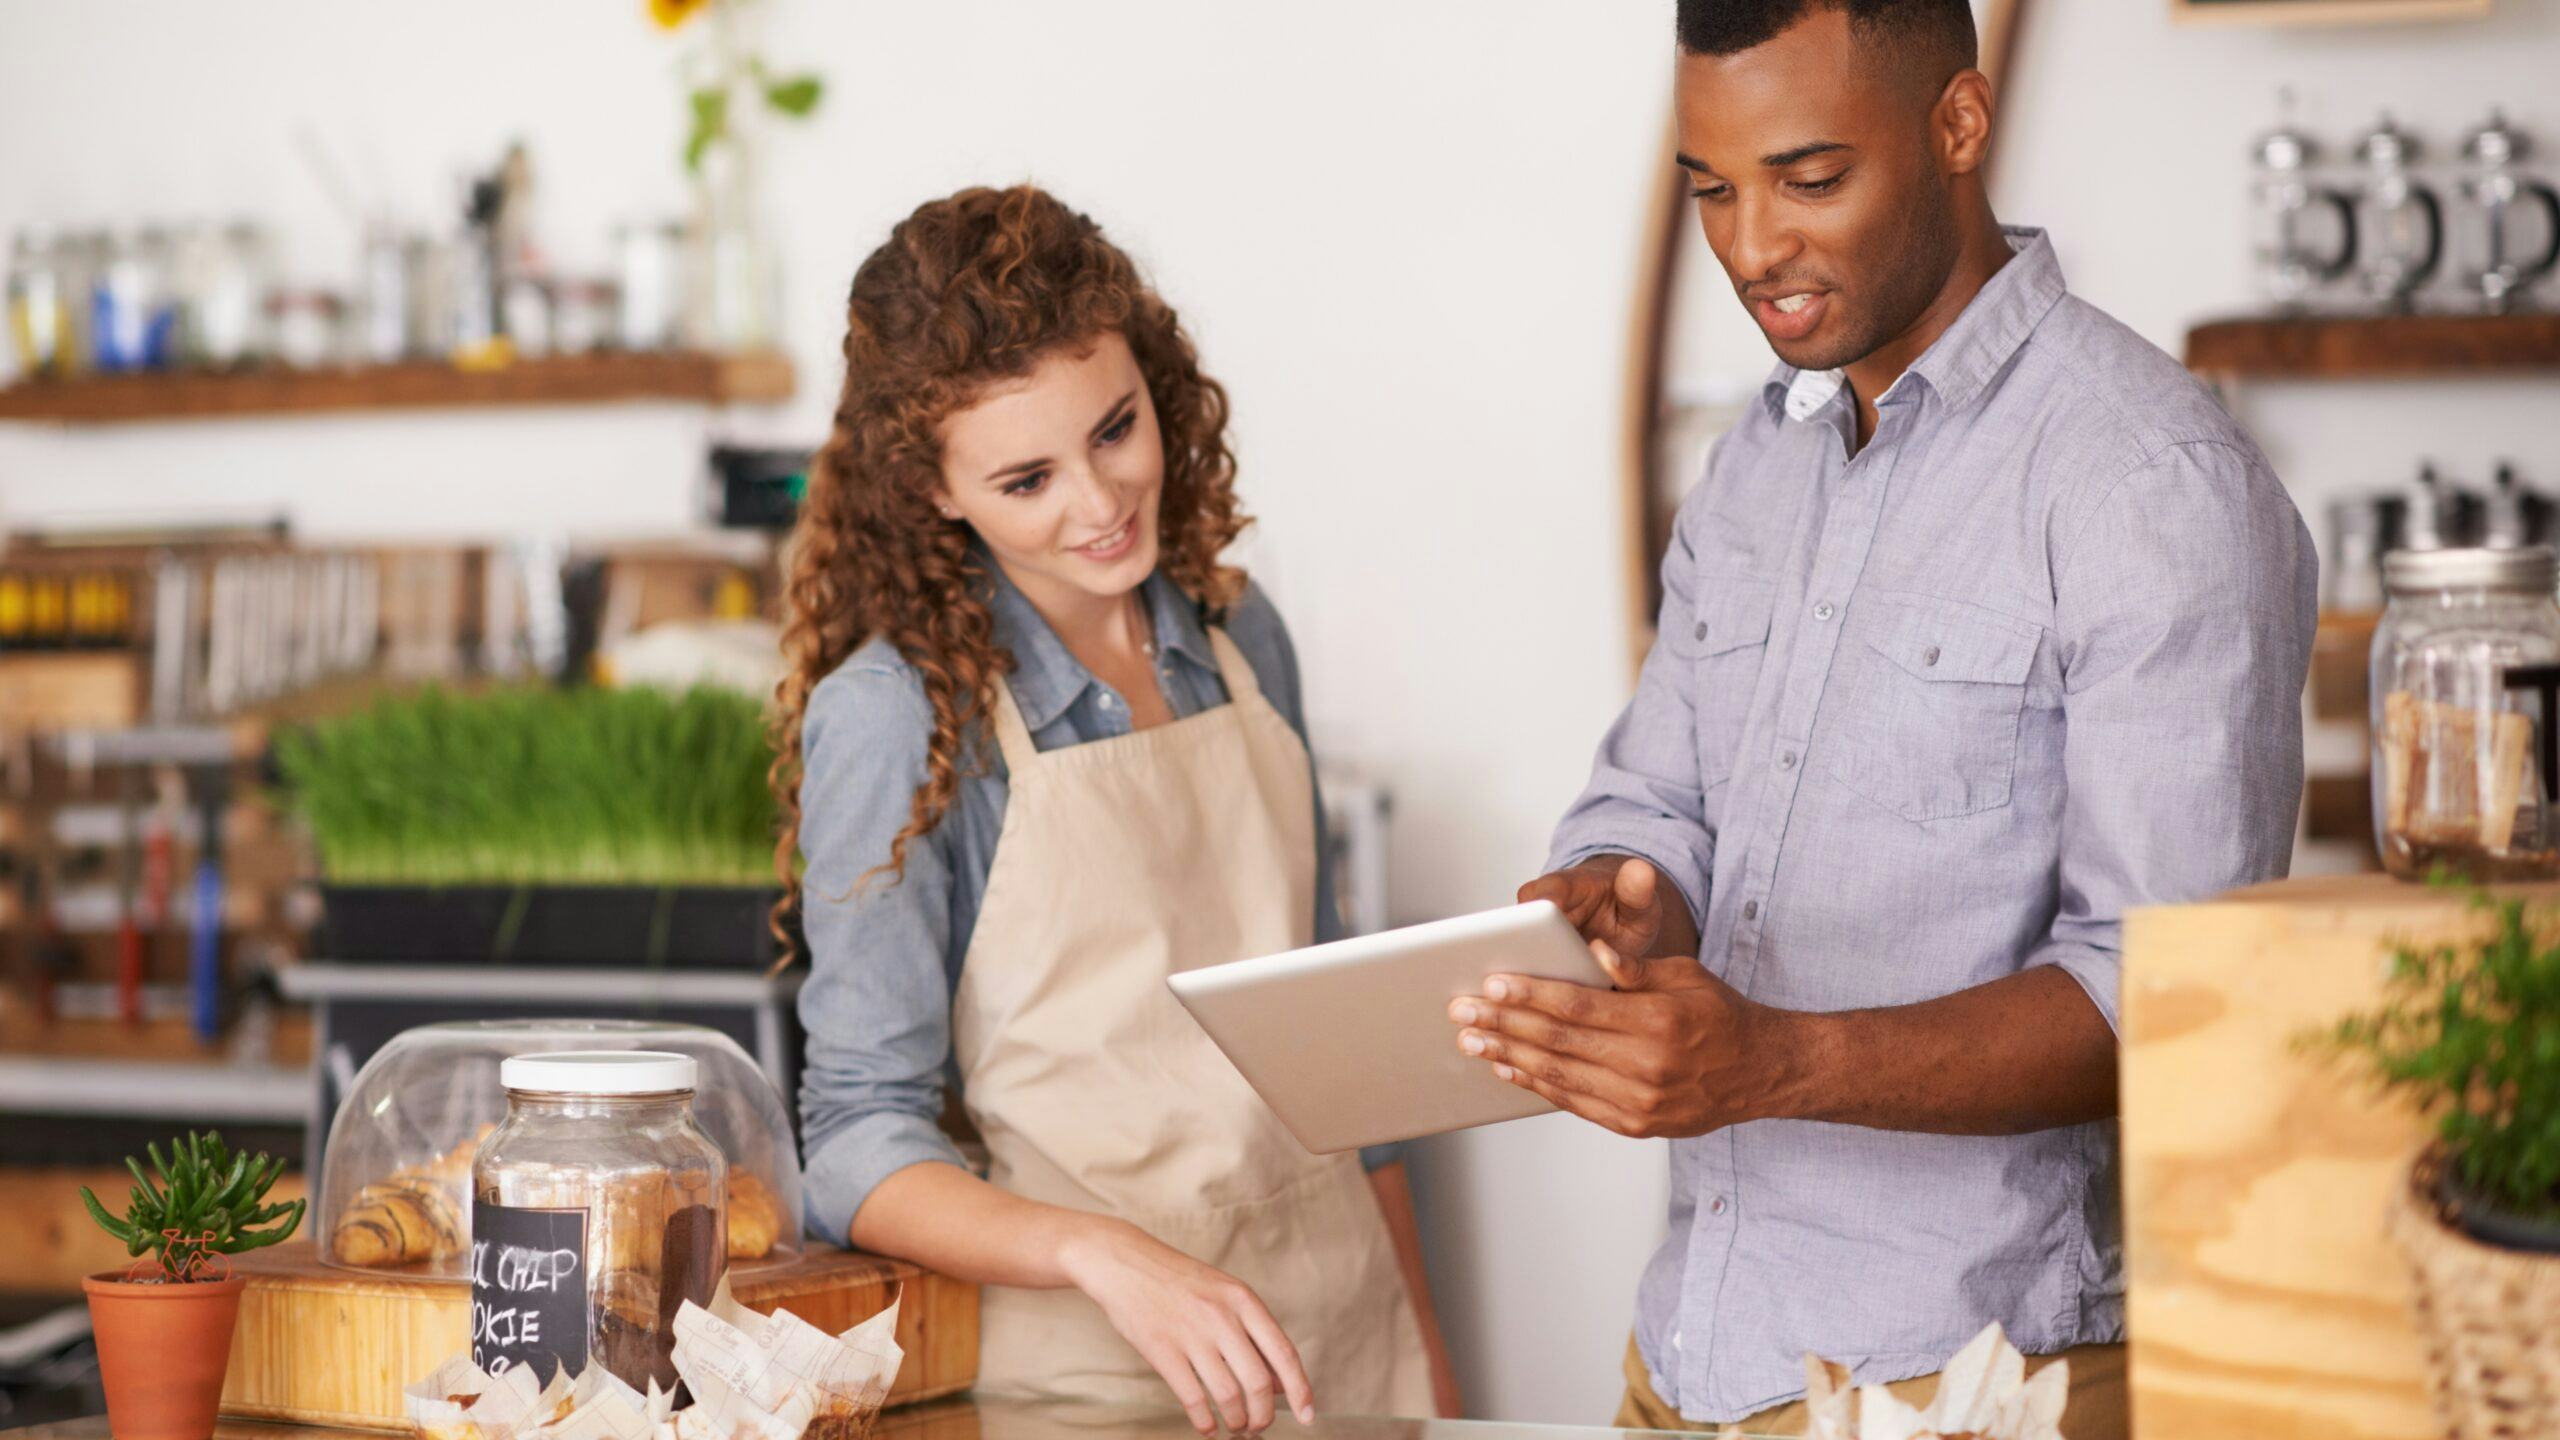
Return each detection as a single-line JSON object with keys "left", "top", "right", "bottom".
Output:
{"left": 1448, "top": 2, "right": 2316, "bottom": 1435}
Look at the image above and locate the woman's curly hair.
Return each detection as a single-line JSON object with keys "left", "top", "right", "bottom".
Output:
{"left": 769, "top": 185, "right": 1251, "bottom": 959}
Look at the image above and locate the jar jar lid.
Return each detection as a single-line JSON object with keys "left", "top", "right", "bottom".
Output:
{"left": 500, "top": 1049, "right": 697, "bottom": 1095}
{"left": 2385, "top": 545, "right": 2558, "bottom": 594}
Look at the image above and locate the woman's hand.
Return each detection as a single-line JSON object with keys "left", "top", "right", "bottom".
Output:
{"left": 849, "top": 1167, "right": 1314, "bottom": 1434}
{"left": 1058, "top": 1218, "right": 1315, "bottom": 1435}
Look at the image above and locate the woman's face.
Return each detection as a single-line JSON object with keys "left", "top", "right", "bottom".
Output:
{"left": 934, "top": 331, "right": 1164, "bottom": 610}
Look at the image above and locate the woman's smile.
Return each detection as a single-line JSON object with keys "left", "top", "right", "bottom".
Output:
{"left": 1071, "top": 514, "right": 1140, "bottom": 563}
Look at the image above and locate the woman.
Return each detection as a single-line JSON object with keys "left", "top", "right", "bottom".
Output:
{"left": 771, "top": 185, "right": 1447, "bottom": 1434}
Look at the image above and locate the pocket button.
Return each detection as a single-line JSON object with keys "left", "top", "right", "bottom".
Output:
{"left": 1694, "top": 621, "right": 1709, "bottom": 642}
{"left": 1923, "top": 644, "right": 1941, "bottom": 667}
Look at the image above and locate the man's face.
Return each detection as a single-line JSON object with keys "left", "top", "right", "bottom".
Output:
{"left": 1674, "top": 7, "right": 1961, "bottom": 373}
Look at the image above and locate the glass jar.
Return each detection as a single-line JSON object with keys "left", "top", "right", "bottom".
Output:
{"left": 472, "top": 1051, "right": 727, "bottom": 1391}
{"left": 614, "top": 220, "right": 687, "bottom": 351}
{"left": 2372, "top": 546, "right": 2560, "bottom": 880}
{"left": 268, "top": 288, "right": 347, "bottom": 369}
{"left": 354, "top": 224, "right": 414, "bottom": 365}
{"left": 551, "top": 279, "right": 617, "bottom": 355}
{"left": 91, "top": 227, "right": 175, "bottom": 372}
{"left": 175, "top": 221, "right": 269, "bottom": 369}
{"left": 6, "top": 226, "right": 73, "bottom": 378}
{"left": 318, "top": 1019, "right": 801, "bottom": 1284}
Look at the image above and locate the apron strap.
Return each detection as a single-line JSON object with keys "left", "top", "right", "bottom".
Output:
{"left": 986, "top": 675, "right": 1043, "bottom": 772}
{"left": 1206, "top": 626, "right": 1264, "bottom": 703}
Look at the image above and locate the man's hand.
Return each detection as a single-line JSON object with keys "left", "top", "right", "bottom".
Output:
{"left": 1516, "top": 855, "right": 1698, "bottom": 965}
{"left": 1453, "top": 953, "right": 2120, "bottom": 1141}
{"left": 1447, "top": 943, "right": 1802, "bottom": 1140}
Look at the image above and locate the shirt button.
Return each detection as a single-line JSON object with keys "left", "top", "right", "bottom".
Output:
{"left": 1923, "top": 645, "right": 1941, "bottom": 667}
{"left": 1777, "top": 750, "right": 1797, "bottom": 771}
{"left": 1813, "top": 601, "right": 1835, "bottom": 621}
{"left": 1098, "top": 693, "right": 1118, "bottom": 710}
{"left": 1710, "top": 1196, "right": 1728, "bottom": 1216}
{"left": 1693, "top": 621, "right": 1708, "bottom": 642}
{"left": 1741, "top": 900, "right": 1758, "bottom": 921}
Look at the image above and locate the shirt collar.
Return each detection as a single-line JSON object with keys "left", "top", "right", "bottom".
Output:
{"left": 982, "top": 551, "right": 1218, "bottom": 732}
{"left": 1760, "top": 225, "right": 2067, "bottom": 423}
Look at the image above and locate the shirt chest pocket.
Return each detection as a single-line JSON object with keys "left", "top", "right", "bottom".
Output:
{"left": 1822, "top": 592, "right": 2040, "bottom": 822}
{"left": 1670, "top": 580, "right": 1776, "bottom": 794}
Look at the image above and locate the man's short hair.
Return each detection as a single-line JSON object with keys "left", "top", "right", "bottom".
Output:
{"left": 1676, "top": 0, "right": 1977, "bottom": 88}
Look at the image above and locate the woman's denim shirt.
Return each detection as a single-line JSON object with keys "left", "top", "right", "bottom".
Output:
{"left": 794, "top": 564, "right": 1367, "bottom": 1244}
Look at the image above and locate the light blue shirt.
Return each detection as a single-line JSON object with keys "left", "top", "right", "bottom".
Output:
{"left": 1549, "top": 230, "right": 2318, "bottom": 1421}
{"left": 795, "top": 561, "right": 1357, "bottom": 1247}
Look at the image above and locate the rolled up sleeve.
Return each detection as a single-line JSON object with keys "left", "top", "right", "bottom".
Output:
{"left": 794, "top": 663, "right": 972, "bottom": 1245}
{"left": 2035, "top": 440, "right": 2318, "bottom": 1033}
{"left": 1545, "top": 495, "right": 1719, "bottom": 935}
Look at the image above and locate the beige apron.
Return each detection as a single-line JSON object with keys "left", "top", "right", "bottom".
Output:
{"left": 950, "top": 626, "right": 1434, "bottom": 1415}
